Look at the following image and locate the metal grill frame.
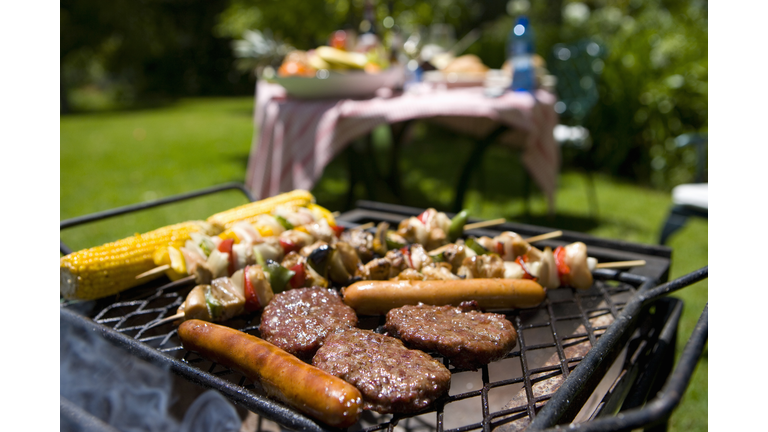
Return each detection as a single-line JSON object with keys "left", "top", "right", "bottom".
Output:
{"left": 60, "top": 184, "right": 706, "bottom": 432}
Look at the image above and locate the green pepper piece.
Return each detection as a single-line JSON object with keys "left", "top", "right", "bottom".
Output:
{"left": 204, "top": 286, "right": 224, "bottom": 321}
{"left": 253, "top": 247, "right": 266, "bottom": 267}
{"left": 465, "top": 237, "right": 489, "bottom": 255}
{"left": 430, "top": 251, "right": 445, "bottom": 262}
{"left": 264, "top": 260, "right": 296, "bottom": 293}
{"left": 198, "top": 237, "right": 215, "bottom": 256}
{"left": 448, "top": 209, "right": 469, "bottom": 242}
{"left": 385, "top": 235, "right": 405, "bottom": 250}
{"left": 275, "top": 215, "right": 294, "bottom": 230}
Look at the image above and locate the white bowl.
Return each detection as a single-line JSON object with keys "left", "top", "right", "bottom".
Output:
{"left": 268, "top": 67, "right": 404, "bottom": 99}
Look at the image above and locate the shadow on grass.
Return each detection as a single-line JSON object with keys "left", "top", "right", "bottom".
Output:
{"left": 226, "top": 152, "right": 252, "bottom": 174}
{"left": 511, "top": 212, "right": 601, "bottom": 232}
{"left": 229, "top": 107, "right": 255, "bottom": 118}
{"left": 61, "top": 97, "right": 178, "bottom": 117}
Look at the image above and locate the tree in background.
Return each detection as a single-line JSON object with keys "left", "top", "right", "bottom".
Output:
{"left": 61, "top": 0, "right": 253, "bottom": 112}
{"left": 61, "top": 0, "right": 706, "bottom": 189}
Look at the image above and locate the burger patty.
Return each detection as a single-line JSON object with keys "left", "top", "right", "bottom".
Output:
{"left": 312, "top": 328, "right": 451, "bottom": 414}
{"left": 384, "top": 302, "right": 517, "bottom": 370}
{"left": 259, "top": 287, "right": 357, "bottom": 361}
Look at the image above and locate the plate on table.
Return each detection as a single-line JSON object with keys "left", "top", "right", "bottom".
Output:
{"left": 269, "top": 67, "right": 404, "bottom": 99}
{"left": 423, "top": 70, "right": 487, "bottom": 88}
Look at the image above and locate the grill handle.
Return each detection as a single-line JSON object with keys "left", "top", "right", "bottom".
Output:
{"left": 537, "top": 302, "right": 708, "bottom": 432}
{"left": 60, "top": 182, "right": 254, "bottom": 255}
{"left": 528, "top": 267, "right": 708, "bottom": 430}
{"left": 639, "top": 266, "right": 708, "bottom": 305}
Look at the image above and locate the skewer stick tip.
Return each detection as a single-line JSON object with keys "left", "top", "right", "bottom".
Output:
{"left": 428, "top": 244, "right": 452, "bottom": 255}
{"left": 524, "top": 230, "right": 563, "bottom": 243}
{"left": 136, "top": 264, "right": 170, "bottom": 280}
{"left": 464, "top": 218, "right": 506, "bottom": 231}
{"left": 595, "top": 260, "right": 646, "bottom": 269}
{"left": 355, "top": 222, "right": 375, "bottom": 230}
{"left": 146, "top": 312, "right": 185, "bottom": 329}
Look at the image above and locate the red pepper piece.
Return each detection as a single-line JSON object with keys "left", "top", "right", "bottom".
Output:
{"left": 416, "top": 210, "right": 430, "bottom": 225}
{"left": 400, "top": 246, "right": 414, "bottom": 268}
{"left": 554, "top": 246, "right": 571, "bottom": 285}
{"left": 279, "top": 239, "right": 301, "bottom": 255}
{"left": 243, "top": 266, "right": 261, "bottom": 312}
{"left": 515, "top": 256, "right": 537, "bottom": 280}
{"left": 496, "top": 241, "right": 505, "bottom": 256}
{"left": 289, "top": 263, "right": 306, "bottom": 288}
{"left": 218, "top": 238, "right": 236, "bottom": 276}
{"left": 331, "top": 225, "right": 345, "bottom": 238}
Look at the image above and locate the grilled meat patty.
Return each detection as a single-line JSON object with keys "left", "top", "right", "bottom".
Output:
{"left": 259, "top": 287, "right": 357, "bottom": 361}
{"left": 384, "top": 302, "right": 517, "bottom": 370}
{"left": 312, "top": 328, "right": 451, "bottom": 414}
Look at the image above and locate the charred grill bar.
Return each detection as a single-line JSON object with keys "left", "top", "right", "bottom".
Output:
{"left": 60, "top": 185, "right": 706, "bottom": 432}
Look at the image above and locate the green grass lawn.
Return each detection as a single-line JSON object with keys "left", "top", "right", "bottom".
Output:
{"left": 60, "top": 97, "right": 707, "bottom": 431}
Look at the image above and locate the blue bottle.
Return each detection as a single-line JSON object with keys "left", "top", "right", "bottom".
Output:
{"left": 507, "top": 16, "right": 536, "bottom": 92}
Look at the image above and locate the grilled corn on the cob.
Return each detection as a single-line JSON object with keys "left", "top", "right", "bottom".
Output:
{"left": 206, "top": 189, "right": 314, "bottom": 230}
{"left": 61, "top": 190, "right": 316, "bottom": 300}
{"left": 60, "top": 221, "right": 217, "bottom": 300}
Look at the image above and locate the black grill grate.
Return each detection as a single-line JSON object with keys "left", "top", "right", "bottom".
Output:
{"left": 60, "top": 187, "right": 706, "bottom": 432}
{"left": 66, "top": 270, "right": 638, "bottom": 432}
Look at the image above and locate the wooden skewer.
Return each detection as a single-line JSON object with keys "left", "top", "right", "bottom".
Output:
{"left": 355, "top": 222, "right": 375, "bottom": 230}
{"left": 146, "top": 312, "right": 185, "bottom": 329}
{"left": 136, "top": 264, "right": 170, "bottom": 280}
{"left": 464, "top": 218, "right": 506, "bottom": 231}
{"left": 428, "top": 244, "right": 452, "bottom": 255}
{"left": 524, "top": 230, "right": 563, "bottom": 243}
{"left": 427, "top": 229, "right": 563, "bottom": 255}
{"left": 595, "top": 260, "right": 646, "bottom": 269}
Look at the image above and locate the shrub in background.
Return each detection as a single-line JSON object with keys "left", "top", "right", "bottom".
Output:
{"left": 61, "top": 0, "right": 707, "bottom": 189}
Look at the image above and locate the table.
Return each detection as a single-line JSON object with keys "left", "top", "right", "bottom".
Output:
{"left": 245, "top": 81, "right": 560, "bottom": 210}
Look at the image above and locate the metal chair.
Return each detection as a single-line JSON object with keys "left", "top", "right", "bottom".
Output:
{"left": 658, "top": 133, "right": 708, "bottom": 245}
{"left": 548, "top": 39, "right": 607, "bottom": 218}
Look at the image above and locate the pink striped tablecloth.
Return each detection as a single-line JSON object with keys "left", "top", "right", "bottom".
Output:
{"left": 246, "top": 81, "right": 560, "bottom": 209}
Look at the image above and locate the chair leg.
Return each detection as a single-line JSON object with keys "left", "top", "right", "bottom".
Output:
{"left": 584, "top": 170, "right": 599, "bottom": 219}
{"left": 523, "top": 170, "right": 531, "bottom": 218}
{"left": 658, "top": 206, "right": 689, "bottom": 245}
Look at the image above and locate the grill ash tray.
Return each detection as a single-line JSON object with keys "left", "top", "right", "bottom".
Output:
{"left": 62, "top": 271, "right": 653, "bottom": 432}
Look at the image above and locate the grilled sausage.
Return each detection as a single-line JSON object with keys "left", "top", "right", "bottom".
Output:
{"left": 177, "top": 320, "right": 363, "bottom": 428}
{"left": 341, "top": 278, "right": 546, "bottom": 315}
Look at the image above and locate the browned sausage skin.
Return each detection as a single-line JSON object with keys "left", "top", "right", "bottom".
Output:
{"left": 177, "top": 320, "right": 362, "bottom": 428}
{"left": 341, "top": 278, "right": 546, "bottom": 315}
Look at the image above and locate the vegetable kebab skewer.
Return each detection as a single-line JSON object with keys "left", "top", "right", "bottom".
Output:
{"left": 140, "top": 207, "right": 499, "bottom": 288}
{"left": 60, "top": 189, "right": 315, "bottom": 301}
{"left": 432, "top": 232, "right": 645, "bottom": 290}
{"left": 153, "top": 231, "right": 367, "bottom": 327}
{"left": 138, "top": 204, "right": 341, "bottom": 284}
{"left": 149, "top": 221, "right": 579, "bottom": 327}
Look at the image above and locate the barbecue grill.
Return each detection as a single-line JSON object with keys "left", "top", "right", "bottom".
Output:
{"left": 60, "top": 184, "right": 708, "bottom": 432}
